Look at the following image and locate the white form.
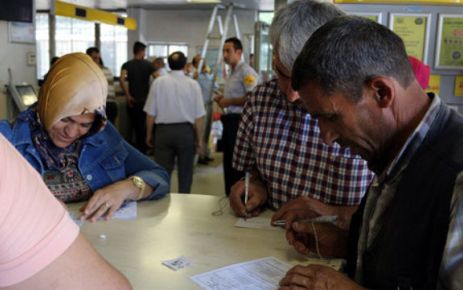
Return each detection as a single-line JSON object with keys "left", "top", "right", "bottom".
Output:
{"left": 112, "top": 201, "right": 137, "bottom": 220}
{"left": 234, "top": 217, "right": 283, "bottom": 231}
{"left": 69, "top": 201, "right": 137, "bottom": 225}
{"left": 191, "top": 256, "right": 291, "bottom": 290}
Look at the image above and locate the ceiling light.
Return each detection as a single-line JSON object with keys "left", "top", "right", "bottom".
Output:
{"left": 187, "top": 0, "right": 221, "bottom": 3}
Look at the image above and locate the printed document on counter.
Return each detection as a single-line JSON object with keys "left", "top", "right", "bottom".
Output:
{"left": 191, "top": 256, "right": 291, "bottom": 290}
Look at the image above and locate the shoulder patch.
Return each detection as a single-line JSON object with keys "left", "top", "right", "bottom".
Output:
{"left": 244, "top": 74, "right": 256, "bottom": 86}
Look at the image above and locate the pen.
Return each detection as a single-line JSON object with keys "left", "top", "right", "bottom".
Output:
{"left": 272, "top": 215, "right": 338, "bottom": 227}
{"left": 244, "top": 172, "right": 250, "bottom": 220}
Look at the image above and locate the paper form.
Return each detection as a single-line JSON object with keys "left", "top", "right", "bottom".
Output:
{"left": 191, "top": 257, "right": 291, "bottom": 290}
{"left": 234, "top": 217, "right": 283, "bottom": 231}
{"left": 69, "top": 201, "right": 137, "bottom": 226}
{"left": 111, "top": 201, "right": 137, "bottom": 220}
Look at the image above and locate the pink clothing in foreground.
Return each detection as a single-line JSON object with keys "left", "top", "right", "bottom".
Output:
{"left": 0, "top": 134, "right": 79, "bottom": 287}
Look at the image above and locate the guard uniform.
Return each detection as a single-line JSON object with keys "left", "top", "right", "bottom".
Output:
{"left": 221, "top": 61, "right": 258, "bottom": 195}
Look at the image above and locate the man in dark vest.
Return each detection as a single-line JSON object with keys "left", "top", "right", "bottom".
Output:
{"left": 278, "top": 16, "right": 463, "bottom": 289}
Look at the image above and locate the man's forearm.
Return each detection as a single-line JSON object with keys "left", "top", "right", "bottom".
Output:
{"left": 146, "top": 115, "right": 156, "bottom": 136}
{"left": 194, "top": 116, "right": 204, "bottom": 143}
{"left": 227, "top": 95, "right": 247, "bottom": 107}
{"left": 120, "top": 81, "right": 130, "bottom": 97}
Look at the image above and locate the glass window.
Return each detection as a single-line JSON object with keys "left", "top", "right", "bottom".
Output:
{"left": 147, "top": 43, "right": 188, "bottom": 67}
{"left": 55, "top": 16, "right": 95, "bottom": 57}
{"left": 101, "top": 22, "right": 128, "bottom": 77}
{"left": 36, "top": 13, "right": 49, "bottom": 79}
{"left": 259, "top": 12, "right": 274, "bottom": 25}
{"left": 35, "top": 12, "right": 128, "bottom": 79}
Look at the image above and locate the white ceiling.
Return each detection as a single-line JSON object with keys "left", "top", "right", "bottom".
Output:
{"left": 36, "top": 0, "right": 275, "bottom": 11}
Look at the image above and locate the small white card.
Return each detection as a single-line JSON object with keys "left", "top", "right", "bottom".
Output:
{"left": 162, "top": 256, "right": 191, "bottom": 271}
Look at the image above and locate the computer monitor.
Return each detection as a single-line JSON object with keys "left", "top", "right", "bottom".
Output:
{"left": 16, "top": 85, "right": 37, "bottom": 106}
{"left": 8, "top": 84, "right": 38, "bottom": 112}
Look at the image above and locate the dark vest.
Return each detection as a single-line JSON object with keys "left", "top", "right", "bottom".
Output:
{"left": 346, "top": 103, "right": 463, "bottom": 289}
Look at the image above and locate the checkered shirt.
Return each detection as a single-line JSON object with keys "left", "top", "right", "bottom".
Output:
{"left": 233, "top": 79, "right": 373, "bottom": 209}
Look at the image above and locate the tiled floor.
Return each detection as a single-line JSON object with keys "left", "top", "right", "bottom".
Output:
{"left": 170, "top": 153, "right": 225, "bottom": 196}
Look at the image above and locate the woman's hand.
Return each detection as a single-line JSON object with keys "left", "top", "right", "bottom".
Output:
{"left": 80, "top": 179, "right": 135, "bottom": 222}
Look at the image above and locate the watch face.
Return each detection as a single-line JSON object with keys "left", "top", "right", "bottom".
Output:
{"left": 133, "top": 176, "right": 144, "bottom": 187}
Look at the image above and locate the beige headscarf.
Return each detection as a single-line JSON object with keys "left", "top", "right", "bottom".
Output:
{"left": 37, "top": 52, "right": 108, "bottom": 132}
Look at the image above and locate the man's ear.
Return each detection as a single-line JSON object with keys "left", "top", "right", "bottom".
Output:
{"left": 367, "top": 76, "right": 395, "bottom": 108}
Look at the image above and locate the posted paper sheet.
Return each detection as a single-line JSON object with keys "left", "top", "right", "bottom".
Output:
{"left": 191, "top": 257, "right": 291, "bottom": 290}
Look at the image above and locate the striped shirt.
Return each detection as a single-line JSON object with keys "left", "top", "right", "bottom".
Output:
{"left": 233, "top": 79, "right": 373, "bottom": 209}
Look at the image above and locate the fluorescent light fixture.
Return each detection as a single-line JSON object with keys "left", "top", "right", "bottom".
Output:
{"left": 187, "top": 0, "right": 221, "bottom": 3}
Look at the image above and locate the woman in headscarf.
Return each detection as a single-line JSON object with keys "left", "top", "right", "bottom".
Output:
{"left": 0, "top": 52, "right": 169, "bottom": 222}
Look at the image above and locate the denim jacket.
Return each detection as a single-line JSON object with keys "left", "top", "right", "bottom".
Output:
{"left": 0, "top": 109, "right": 170, "bottom": 200}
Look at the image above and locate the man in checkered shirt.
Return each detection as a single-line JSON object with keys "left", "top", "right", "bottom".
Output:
{"left": 229, "top": 0, "right": 373, "bottom": 229}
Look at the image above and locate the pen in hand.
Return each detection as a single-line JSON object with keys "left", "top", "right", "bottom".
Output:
{"left": 272, "top": 215, "right": 338, "bottom": 227}
{"left": 244, "top": 172, "right": 250, "bottom": 220}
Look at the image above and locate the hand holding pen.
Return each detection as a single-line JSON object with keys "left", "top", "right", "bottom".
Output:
{"left": 273, "top": 215, "right": 348, "bottom": 258}
{"left": 229, "top": 172, "right": 268, "bottom": 218}
{"left": 272, "top": 215, "right": 338, "bottom": 227}
{"left": 244, "top": 172, "right": 250, "bottom": 220}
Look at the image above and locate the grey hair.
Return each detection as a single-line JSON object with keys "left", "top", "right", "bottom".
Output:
{"left": 292, "top": 16, "right": 414, "bottom": 102}
{"left": 269, "top": 0, "right": 344, "bottom": 71}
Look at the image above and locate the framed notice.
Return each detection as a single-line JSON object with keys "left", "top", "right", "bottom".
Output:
{"left": 389, "top": 13, "right": 430, "bottom": 62}
{"left": 350, "top": 12, "right": 382, "bottom": 23}
{"left": 435, "top": 15, "right": 463, "bottom": 69}
{"left": 8, "top": 21, "right": 35, "bottom": 44}
{"left": 455, "top": 75, "right": 463, "bottom": 97}
{"left": 427, "top": 74, "right": 441, "bottom": 95}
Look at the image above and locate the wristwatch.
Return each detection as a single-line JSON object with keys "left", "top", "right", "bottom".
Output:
{"left": 130, "top": 176, "right": 146, "bottom": 200}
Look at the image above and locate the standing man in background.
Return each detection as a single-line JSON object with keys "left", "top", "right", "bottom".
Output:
{"left": 153, "top": 57, "right": 168, "bottom": 78}
{"left": 86, "top": 47, "right": 118, "bottom": 123}
{"left": 214, "top": 37, "right": 258, "bottom": 196}
{"left": 120, "top": 41, "right": 156, "bottom": 153}
{"left": 144, "top": 51, "right": 206, "bottom": 193}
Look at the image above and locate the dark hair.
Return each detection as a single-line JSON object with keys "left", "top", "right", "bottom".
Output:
{"left": 50, "top": 56, "right": 60, "bottom": 66}
{"left": 133, "top": 41, "right": 146, "bottom": 55}
{"left": 86, "top": 46, "right": 100, "bottom": 55}
{"left": 225, "top": 37, "right": 243, "bottom": 51}
{"left": 292, "top": 15, "right": 414, "bottom": 102}
{"left": 192, "top": 56, "right": 199, "bottom": 67}
{"left": 168, "top": 51, "right": 187, "bottom": 70}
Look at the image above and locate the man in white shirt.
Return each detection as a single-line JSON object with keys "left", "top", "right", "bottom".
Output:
{"left": 144, "top": 51, "right": 206, "bottom": 193}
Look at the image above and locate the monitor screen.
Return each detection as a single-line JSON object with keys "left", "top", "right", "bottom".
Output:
{"left": 15, "top": 85, "right": 37, "bottom": 106}
{"left": 0, "top": 0, "right": 33, "bottom": 23}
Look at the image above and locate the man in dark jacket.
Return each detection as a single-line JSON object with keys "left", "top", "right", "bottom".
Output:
{"left": 278, "top": 16, "right": 463, "bottom": 290}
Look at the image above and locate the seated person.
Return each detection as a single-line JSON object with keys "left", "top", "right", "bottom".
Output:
{"left": 278, "top": 16, "right": 462, "bottom": 289}
{"left": 230, "top": 0, "right": 373, "bottom": 230}
{"left": 0, "top": 52, "right": 169, "bottom": 222}
{"left": 0, "top": 134, "right": 131, "bottom": 289}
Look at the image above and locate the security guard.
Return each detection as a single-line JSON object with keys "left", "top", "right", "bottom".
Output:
{"left": 214, "top": 37, "right": 258, "bottom": 196}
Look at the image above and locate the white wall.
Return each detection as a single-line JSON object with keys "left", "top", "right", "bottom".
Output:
{"left": 127, "top": 8, "right": 257, "bottom": 60}
{"left": 0, "top": 20, "right": 36, "bottom": 120}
